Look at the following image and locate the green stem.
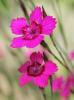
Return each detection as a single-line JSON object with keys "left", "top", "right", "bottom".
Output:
{"left": 18, "top": 0, "right": 29, "bottom": 19}
{"left": 50, "top": 76, "right": 53, "bottom": 100}
{"left": 41, "top": 40, "right": 73, "bottom": 74}
{"left": 53, "top": 36, "right": 74, "bottom": 72}
{"left": 43, "top": 52, "right": 54, "bottom": 100}
{"left": 50, "top": 35, "right": 68, "bottom": 67}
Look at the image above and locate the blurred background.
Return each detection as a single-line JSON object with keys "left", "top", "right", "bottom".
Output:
{"left": 0, "top": 0, "right": 74, "bottom": 100}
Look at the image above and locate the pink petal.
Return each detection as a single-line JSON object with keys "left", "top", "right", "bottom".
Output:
{"left": 24, "top": 35, "right": 44, "bottom": 48}
{"left": 60, "top": 88, "right": 70, "bottom": 97}
{"left": 67, "top": 74, "right": 74, "bottom": 88}
{"left": 52, "top": 77, "right": 64, "bottom": 92}
{"left": 30, "top": 7, "right": 42, "bottom": 23}
{"left": 30, "top": 52, "right": 43, "bottom": 64}
{"left": 10, "top": 37, "right": 25, "bottom": 48}
{"left": 41, "top": 16, "right": 57, "bottom": 35}
{"left": 34, "top": 74, "right": 49, "bottom": 88}
{"left": 60, "top": 77, "right": 71, "bottom": 98}
{"left": 10, "top": 18, "right": 27, "bottom": 34}
{"left": 19, "top": 73, "right": 32, "bottom": 87}
{"left": 18, "top": 61, "right": 30, "bottom": 73}
{"left": 44, "top": 60, "right": 58, "bottom": 75}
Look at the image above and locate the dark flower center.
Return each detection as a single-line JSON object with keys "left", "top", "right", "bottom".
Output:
{"left": 27, "top": 62, "right": 44, "bottom": 76}
{"left": 21, "top": 21, "right": 42, "bottom": 40}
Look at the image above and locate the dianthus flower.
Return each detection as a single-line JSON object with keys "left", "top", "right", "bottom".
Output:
{"left": 66, "top": 74, "right": 74, "bottom": 89}
{"left": 10, "top": 7, "right": 56, "bottom": 48}
{"left": 18, "top": 52, "right": 58, "bottom": 88}
{"left": 52, "top": 75, "right": 74, "bottom": 100}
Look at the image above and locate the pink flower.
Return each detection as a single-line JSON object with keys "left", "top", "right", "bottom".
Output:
{"left": 10, "top": 7, "right": 57, "bottom": 48}
{"left": 18, "top": 52, "right": 58, "bottom": 88}
{"left": 68, "top": 51, "right": 74, "bottom": 60}
{"left": 52, "top": 76, "right": 64, "bottom": 92}
{"left": 52, "top": 75, "right": 74, "bottom": 100}
{"left": 60, "top": 82, "right": 70, "bottom": 98}
{"left": 66, "top": 74, "right": 74, "bottom": 89}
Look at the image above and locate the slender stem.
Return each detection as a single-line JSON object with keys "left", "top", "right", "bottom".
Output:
{"left": 40, "top": 88, "right": 47, "bottom": 100}
{"left": 50, "top": 36, "right": 74, "bottom": 75}
{"left": 53, "top": 36, "right": 74, "bottom": 72}
{"left": 41, "top": 7, "right": 71, "bottom": 73}
{"left": 43, "top": 53, "right": 54, "bottom": 100}
{"left": 18, "top": 0, "right": 29, "bottom": 19}
{"left": 50, "top": 35, "right": 67, "bottom": 66}
{"left": 41, "top": 40, "right": 65, "bottom": 66}
{"left": 41, "top": 40, "right": 73, "bottom": 74}
{"left": 50, "top": 76, "right": 53, "bottom": 100}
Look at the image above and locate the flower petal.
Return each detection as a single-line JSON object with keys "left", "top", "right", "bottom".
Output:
{"left": 19, "top": 73, "right": 32, "bottom": 87}
{"left": 24, "top": 35, "right": 44, "bottom": 48}
{"left": 10, "top": 18, "right": 27, "bottom": 34}
{"left": 30, "top": 7, "right": 42, "bottom": 23}
{"left": 10, "top": 37, "right": 25, "bottom": 48}
{"left": 67, "top": 74, "right": 74, "bottom": 88}
{"left": 41, "top": 16, "right": 57, "bottom": 35}
{"left": 52, "top": 77, "right": 64, "bottom": 92}
{"left": 18, "top": 61, "right": 30, "bottom": 73}
{"left": 34, "top": 74, "right": 48, "bottom": 88}
{"left": 60, "top": 88, "right": 70, "bottom": 97}
{"left": 30, "top": 52, "right": 43, "bottom": 64}
{"left": 44, "top": 60, "right": 58, "bottom": 75}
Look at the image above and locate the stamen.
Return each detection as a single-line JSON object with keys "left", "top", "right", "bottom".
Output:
{"left": 27, "top": 62, "right": 45, "bottom": 77}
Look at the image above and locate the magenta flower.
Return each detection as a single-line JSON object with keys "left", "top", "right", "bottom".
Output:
{"left": 10, "top": 7, "right": 56, "bottom": 48}
{"left": 52, "top": 76, "right": 64, "bottom": 92}
{"left": 18, "top": 52, "right": 58, "bottom": 88}
{"left": 52, "top": 75, "right": 74, "bottom": 100}
{"left": 52, "top": 76, "right": 70, "bottom": 99}
{"left": 66, "top": 74, "right": 74, "bottom": 89}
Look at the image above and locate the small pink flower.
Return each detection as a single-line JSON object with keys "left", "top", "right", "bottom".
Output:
{"left": 66, "top": 74, "right": 74, "bottom": 89}
{"left": 68, "top": 51, "right": 74, "bottom": 60}
{"left": 10, "top": 7, "right": 57, "bottom": 48}
{"left": 52, "top": 75, "right": 74, "bottom": 100}
{"left": 52, "top": 76, "right": 70, "bottom": 99}
{"left": 52, "top": 76, "right": 64, "bottom": 92}
{"left": 60, "top": 82, "right": 70, "bottom": 98}
{"left": 18, "top": 52, "right": 58, "bottom": 88}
